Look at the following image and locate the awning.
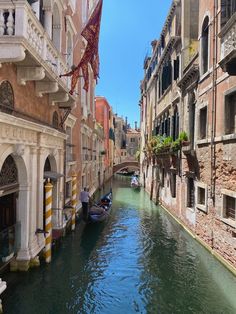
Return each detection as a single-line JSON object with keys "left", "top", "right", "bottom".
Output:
{"left": 44, "top": 171, "right": 64, "bottom": 181}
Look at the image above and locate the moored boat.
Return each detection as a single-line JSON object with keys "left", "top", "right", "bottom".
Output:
{"left": 89, "top": 191, "right": 112, "bottom": 222}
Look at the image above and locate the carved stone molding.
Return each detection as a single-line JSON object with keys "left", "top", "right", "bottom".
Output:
{"left": 0, "top": 123, "right": 37, "bottom": 144}
{"left": 39, "top": 133, "right": 64, "bottom": 149}
{"left": 35, "top": 81, "right": 59, "bottom": 97}
{"left": 13, "top": 144, "right": 25, "bottom": 156}
{"left": 17, "top": 66, "right": 45, "bottom": 86}
{"left": 49, "top": 92, "right": 69, "bottom": 106}
{"left": 50, "top": 148, "right": 57, "bottom": 157}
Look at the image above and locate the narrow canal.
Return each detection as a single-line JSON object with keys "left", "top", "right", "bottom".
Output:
{"left": 2, "top": 176, "right": 236, "bottom": 314}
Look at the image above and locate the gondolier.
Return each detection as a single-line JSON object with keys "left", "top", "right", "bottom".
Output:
{"left": 88, "top": 190, "right": 112, "bottom": 223}
{"left": 80, "top": 188, "right": 90, "bottom": 221}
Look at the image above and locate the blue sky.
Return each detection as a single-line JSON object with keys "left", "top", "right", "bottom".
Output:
{"left": 95, "top": 0, "right": 172, "bottom": 128}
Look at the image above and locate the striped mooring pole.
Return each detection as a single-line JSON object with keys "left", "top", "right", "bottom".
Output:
{"left": 71, "top": 174, "right": 77, "bottom": 231}
{"left": 44, "top": 180, "right": 53, "bottom": 263}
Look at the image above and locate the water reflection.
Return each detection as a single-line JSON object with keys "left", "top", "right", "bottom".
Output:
{"left": 2, "top": 175, "right": 236, "bottom": 314}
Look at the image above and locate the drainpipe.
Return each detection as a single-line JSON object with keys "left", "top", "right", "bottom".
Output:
{"left": 210, "top": 0, "right": 218, "bottom": 204}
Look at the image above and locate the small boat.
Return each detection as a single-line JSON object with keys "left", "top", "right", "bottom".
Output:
{"left": 131, "top": 175, "right": 141, "bottom": 189}
{"left": 89, "top": 191, "right": 112, "bottom": 222}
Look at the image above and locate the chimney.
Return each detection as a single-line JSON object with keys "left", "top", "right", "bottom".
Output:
{"left": 135, "top": 121, "right": 137, "bottom": 130}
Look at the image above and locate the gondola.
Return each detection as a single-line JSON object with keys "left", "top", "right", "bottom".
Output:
{"left": 88, "top": 191, "right": 112, "bottom": 222}
{"left": 131, "top": 175, "right": 141, "bottom": 189}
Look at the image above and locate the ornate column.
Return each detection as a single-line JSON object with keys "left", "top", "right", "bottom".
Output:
{"left": 44, "top": 181, "right": 53, "bottom": 263}
{"left": 15, "top": 184, "right": 31, "bottom": 271}
{"left": 28, "top": 147, "right": 40, "bottom": 267}
{"left": 71, "top": 174, "right": 77, "bottom": 231}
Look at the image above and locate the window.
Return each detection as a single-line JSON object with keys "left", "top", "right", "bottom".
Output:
{"left": 199, "top": 107, "right": 207, "bottom": 139}
{"left": 198, "top": 187, "right": 205, "bottom": 205}
{"left": 0, "top": 155, "right": 18, "bottom": 188}
{"left": 52, "top": 3, "right": 61, "bottom": 51}
{"left": 52, "top": 111, "right": 59, "bottom": 129}
{"left": 130, "top": 138, "right": 135, "bottom": 143}
{"left": 39, "top": 0, "right": 45, "bottom": 27}
{"left": 174, "top": 56, "right": 180, "bottom": 80}
{"left": 189, "top": 92, "right": 196, "bottom": 146}
{"left": 161, "top": 59, "right": 172, "bottom": 96}
{"left": 221, "top": 0, "right": 236, "bottom": 28}
{"left": 196, "top": 183, "right": 208, "bottom": 213}
{"left": 225, "top": 196, "right": 235, "bottom": 219}
{"left": 225, "top": 92, "right": 236, "bottom": 134}
{"left": 222, "top": 190, "right": 236, "bottom": 224}
{"left": 187, "top": 177, "right": 195, "bottom": 208}
{"left": 161, "top": 34, "right": 165, "bottom": 49}
{"left": 0, "top": 81, "right": 14, "bottom": 114}
{"left": 170, "top": 173, "right": 176, "bottom": 198}
{"left": 201, "top": 17, "right": 209, "bottom": 75}
{"left": 172, "top": 109, "right": 179, "bottom": 141}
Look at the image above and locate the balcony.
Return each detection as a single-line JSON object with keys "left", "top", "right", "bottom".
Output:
{"left": 0, "top": 1, "right": 75, "bottom": 106}
{"left": 219, "top": 13, "right": 236, "bottom": 75}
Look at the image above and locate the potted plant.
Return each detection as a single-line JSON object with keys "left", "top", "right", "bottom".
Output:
{"left": 178, "top": 131, "right": 190, "bottom": 146}
{"left": 171, "top": 139, "right": 181, "bottom": 153}
{"left": 162, "top": 136, "right": 173, "bottom": 152}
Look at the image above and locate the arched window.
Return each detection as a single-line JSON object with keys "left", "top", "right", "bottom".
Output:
{"left": 52, "top": 111, "right": 59, "bottom": 128}
{"left": 201, "top": 16, "right": 209, "bottom": 74}
{"left": 0, "top": 155, "right": 18, "bottom": 187}
{"left": 0, "top": 81, "right": 14, "bottom": 113}
{"left": 44, "top": 157, "right": 51, "bottom": 172}
{"left": 52, "top": 3, "right": 61, "bottom": 51}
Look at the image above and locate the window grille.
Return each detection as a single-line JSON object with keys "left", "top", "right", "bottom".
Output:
{"left": 0, "top": 81, "right": 14, "bottom": 114}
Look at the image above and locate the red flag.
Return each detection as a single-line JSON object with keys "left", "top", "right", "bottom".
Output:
{"left": 60, "top": 0, "right": 103, "bottom": 94}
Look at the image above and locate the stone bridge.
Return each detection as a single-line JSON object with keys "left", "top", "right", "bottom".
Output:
{"left": 113, "top": 161, "right": 139, "bottom": 174}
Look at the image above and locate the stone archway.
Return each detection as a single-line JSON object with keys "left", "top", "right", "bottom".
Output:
{"left": 113, "top": 161, "right": 139, "bottom": 174}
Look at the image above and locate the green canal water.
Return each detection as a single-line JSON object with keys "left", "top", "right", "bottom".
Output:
{"left": 2, "top": 175, "right": 236, "bottom": 314}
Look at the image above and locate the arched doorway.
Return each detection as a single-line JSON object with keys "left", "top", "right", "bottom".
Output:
{"left": 0, "top": 155, "right": 18, "bottom": 264}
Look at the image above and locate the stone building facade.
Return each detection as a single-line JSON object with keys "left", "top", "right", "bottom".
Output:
{"left": 140, "top": 0, "right": 236, "bottom": 271}
{"left": 0, "top": 0, "right": 104, "bottom": 304}
{"left": 113, "top": 114, "right": 127, "bottom": 165}
{"left": 126, "top": 127, "right": 140, "bottom": 161}
{"left": 95, "top": 96, "right": 114, "bottom": 182}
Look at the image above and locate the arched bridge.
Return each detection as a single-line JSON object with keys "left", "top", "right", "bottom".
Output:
{"left": 113, "top": 161, "right": 139, "bottom": 174}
